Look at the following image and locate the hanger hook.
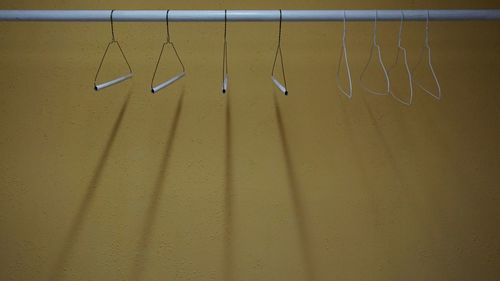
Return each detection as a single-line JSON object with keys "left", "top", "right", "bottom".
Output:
{"left": 277, "top": 9, "right": 282, "bottom": 47}
{"left": 110, "top": 9, "right": 115, "bottom": 41}
{"left": 398, "top": 10, "right": 404, "bottom": 47}
{"left": 165, "top": 10, "right": 171, "bottom": 43}
{"left": 342, "top": 10, "right": 347, "bottom": 41}
{"left": 373, "top": 10, "right": 378, "bottom": 44}
{"left": 224, "top": 9, "right": 227, "bottom": 41}
{"left": 425, "top": 10, "right": 430, "bottom": 47}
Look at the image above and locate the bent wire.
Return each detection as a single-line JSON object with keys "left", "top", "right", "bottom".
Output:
{"left": 150, "top": 10, "right": 186, "bottom": 94}
{"left": 93, "top": 10, "right": 133, "bottom": 91}
{"left": 222, "top": 10, "right": 229, "bottom": 94}
{"left": 271, "top": 10, "right": 288, "bottom": 95}
{"left": 413, "top": 10, "right": 441, "bottom": 100}
{"left": 359, "top": 10, "right": 390, "bottom": 96}
{"left": 388, "top": 10, "right": 414, "bottom": 106}
{"left": 336, "top": 10, "right": 353, "bottom": 99}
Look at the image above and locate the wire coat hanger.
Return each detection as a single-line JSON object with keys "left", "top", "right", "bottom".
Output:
{"left": 271, "top": 9, "right": 288, "bottom": 95}
{"left": 336, "top": 10, "right": 353, "bottom": 99}
{"left": 388, "top": 10, "right": 414, "bottom": 106}
{"left": 359, "top": 10, "right": 390, "bottom": 96}
{"left": 413, "top": 10, "right": 441, "bottom": 100}
{"left": 222, "top": 10, "right": 229, "bottom": 94}
{"left": 93, "top": 10, "right": 133, "bottom": 91}
{"left": 150, "top": 9, "right": 186, "bottom": 93}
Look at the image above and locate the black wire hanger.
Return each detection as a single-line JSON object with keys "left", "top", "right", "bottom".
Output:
{"left": 150, "top": 9, "right": 186, "bottom": 93}
{"left": 93, "top": 10, "right": 133, "bottom": 91}
{"left": 221, "top": 9, "right": 229, "bottom": 94}
{"left": 271, "top": 9, "right": 288, "bottom": 95}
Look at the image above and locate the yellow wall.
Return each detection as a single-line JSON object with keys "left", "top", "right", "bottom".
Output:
{"left": 1, "top": 1, "right": 499, "bottom": 281}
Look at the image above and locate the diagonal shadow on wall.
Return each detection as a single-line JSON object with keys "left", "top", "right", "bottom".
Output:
{"left": 48, "top": 91, "right": 132, "bottom": 281}
{"left": 359, "top": 95, "right": 407, "bottom": 188}
{"left": 223, "top": 95, "right": 234, "bottom": 281}
{"left": 129, "top": 90, "right": 184, "bottom": 281}
{"left": 272, "top": 94, "right": 316, "bottom": 281}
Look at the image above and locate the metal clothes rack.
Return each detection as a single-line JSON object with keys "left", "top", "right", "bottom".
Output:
{"left": 1, "top": 9, "right": 498, "bottom": 99}
{"left": 0, "top": 10, "right": 500, "bottom": 22}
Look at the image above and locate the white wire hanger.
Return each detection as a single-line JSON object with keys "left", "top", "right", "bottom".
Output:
{"left": 271, "top": 9, "right": 289, "bottom": 95}
{"left": 388, "top": 10, "right": 414, "bottom": 106}
{"left": 359, "top": 10, "right": 390, "bottom": 96}
{"left": 93, "top": 10, "right": 133, "bottom": 91}
{"left": 412, "top": 10, "right": 441, "bottom": 100}
{"left": 221, "top": 10, "right": 229, "bottom": 94}
{"left": 150, "top": 10, "right": 186, "bottom": 94}
{"left": 336, "top": 10, "right": 353, "bottom": 99}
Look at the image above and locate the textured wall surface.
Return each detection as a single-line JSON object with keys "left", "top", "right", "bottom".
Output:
{"left": 0, "top": 1, "right": 499, "bottom": 281}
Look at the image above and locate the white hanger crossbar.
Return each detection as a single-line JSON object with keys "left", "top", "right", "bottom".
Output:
{"left": 151, "top": 72, "right": 185, "bottom": 93}
{"left": 1, "top": 10, "right": 500, "bottom": 22}
{"left": 95, "top": 73, "right": 133, "bottom": 91}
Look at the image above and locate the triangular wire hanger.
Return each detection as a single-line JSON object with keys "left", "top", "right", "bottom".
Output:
{"left": 412, "top": 10, "right": 441, "bottom": 100}
{"left": 221, "top": 9, "right": 229, "bottom": 94}
{"left": 271, "top": 9, "right": 288, "bottom": 95}
{"left": 93, "top": 10, "right": 133, "bottom": 91}
{"left": 150, "top": 9, "right": 186, "bottom": 94}
{"left": 359, "top": 10, "right": 390, "bottom": 96}
{"left": 388, "top": 10, "right": 414, "bottom": 106}
{"left": 336, "top": 10, "right": 353, "bottom": 99}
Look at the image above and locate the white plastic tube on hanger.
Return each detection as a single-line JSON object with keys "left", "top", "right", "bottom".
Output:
{"left": 152, "top": 72, "right": 185, "bottom": 93}
{"left": 222, "top": 75, "right": 228, "bottom": 93}
{"left": 94, "top": 73, "right": 133, "bottom": 91}
{"left": 272, "top": 76, "right": 287, "bottom": 94}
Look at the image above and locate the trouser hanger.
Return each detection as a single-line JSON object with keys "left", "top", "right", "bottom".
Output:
{"left": 150, "top": 10, "right": 186, "bottom": 94}
{"left": 93, "top": 10, "right": 133, "bottom": 91}
{"left": 271, "top": 10, "right": 289, "bottom": 95}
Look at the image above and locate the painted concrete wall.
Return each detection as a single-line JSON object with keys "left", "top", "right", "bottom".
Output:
{"left": 0, "top": 1, "right": 499, "bottom": 280}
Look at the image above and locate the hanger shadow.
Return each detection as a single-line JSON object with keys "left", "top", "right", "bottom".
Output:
{"left": 129, "top": 89, "right": 184, "bottom": 281}
{"left": 48, "top": 90, "right": 132, "bottom": 281}
{"left": 272, "top": 94, "right": 316, "bottom": 281}
{"left": 223, "top": 95, "right": 234, "bottom": 281}
{"left": 336, "top": 97, "right": 388, "bottom": 241}
{"left": 359, "top": 94, "right": 406, "bottom": 187}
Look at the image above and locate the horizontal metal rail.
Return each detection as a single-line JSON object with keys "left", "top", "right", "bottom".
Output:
{"left": 0, "top": 10, "right": 500, "bottom": 22}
